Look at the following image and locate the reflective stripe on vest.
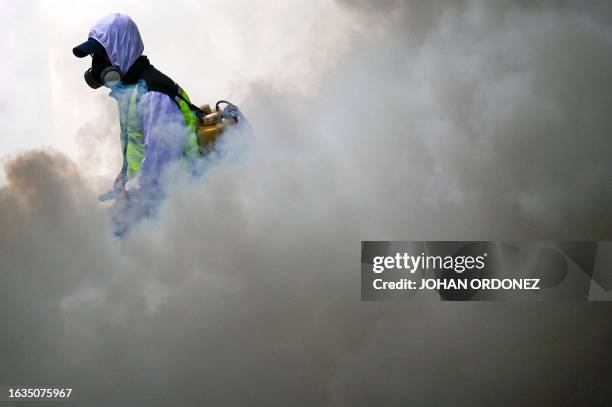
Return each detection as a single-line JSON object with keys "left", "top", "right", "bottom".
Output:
{"left": 176, "top": 88, "right": 200, "bottom": 159}
{"left": 126, "top": 84, "right": 145, "bottom": 179}
{"left": 125, "top": 82, "right": 200, "bottom": 180}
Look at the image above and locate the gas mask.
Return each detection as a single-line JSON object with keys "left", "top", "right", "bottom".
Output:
{"left": 84, "top": 52, "right": 122, "bottom": 89}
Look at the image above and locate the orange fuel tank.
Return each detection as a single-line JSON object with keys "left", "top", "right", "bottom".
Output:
{"left": 195, "top": 103, "right": 236, "bottom": 153}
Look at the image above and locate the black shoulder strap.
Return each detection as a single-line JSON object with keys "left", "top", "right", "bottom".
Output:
{"left": 139, "top": 64, "right": 205, "bottom": 119}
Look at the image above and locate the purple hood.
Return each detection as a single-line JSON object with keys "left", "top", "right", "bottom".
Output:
{"left": 88, "top": 13, "right": 144, "bottom": 74}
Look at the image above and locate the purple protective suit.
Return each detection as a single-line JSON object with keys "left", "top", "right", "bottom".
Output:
{"left": 88, "top": 13, "right": 188, "bottom": 192}
{"left": 85, "top": 13, "right": 195, "bottom": 236}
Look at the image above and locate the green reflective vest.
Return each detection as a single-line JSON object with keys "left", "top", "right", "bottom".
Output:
{"left": 124, "top": 82, "right": 200, "bottom": 180}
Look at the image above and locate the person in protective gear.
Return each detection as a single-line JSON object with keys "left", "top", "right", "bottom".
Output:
{"left": 73, "top": 13, "right": 201, "bottom": 235}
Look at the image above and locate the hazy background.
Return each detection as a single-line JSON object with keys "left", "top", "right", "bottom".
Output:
{"left": 1, "top": 0, "right": 611, "bottom": 405}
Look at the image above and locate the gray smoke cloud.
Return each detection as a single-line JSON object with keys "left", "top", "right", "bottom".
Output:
{"left": 1, "top": 1, "right": 612, "bottom": 406}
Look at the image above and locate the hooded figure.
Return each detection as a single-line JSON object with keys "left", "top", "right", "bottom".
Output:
{"left": 73, "top": 13, "right": 200, "bottom": 235}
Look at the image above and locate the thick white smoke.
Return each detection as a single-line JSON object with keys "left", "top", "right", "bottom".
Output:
{"left": 1, "top": 1, "right": 611, "bottom": 405}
